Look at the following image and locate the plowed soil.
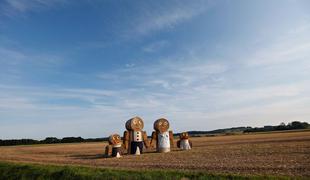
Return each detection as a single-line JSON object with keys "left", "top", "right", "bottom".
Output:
{"left": 1, "top": 130, "right": 309, "bottom": 177}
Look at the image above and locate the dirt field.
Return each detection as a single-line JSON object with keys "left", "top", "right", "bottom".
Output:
{"left": 0, "top": 130, "right": 309, "bottom": 177}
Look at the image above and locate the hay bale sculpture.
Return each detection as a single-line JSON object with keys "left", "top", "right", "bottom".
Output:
{"left": 105, "top": 134, "right": 123, "bottom": 158}
{"left": 150, "top": 118, "right": 174, "bottom": 153}
{"left": 123, "top": 116, "right": 149, "bottom": 155}
{"left": 177, "top": 132, "right": 192, "bottom": 150}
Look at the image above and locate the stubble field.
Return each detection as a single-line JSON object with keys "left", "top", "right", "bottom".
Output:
{"left": 0, "top": 130, "right": 309, "bottom": 178}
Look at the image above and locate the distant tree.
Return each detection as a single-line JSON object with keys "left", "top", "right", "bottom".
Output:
{"left": 0, "top": 139, "right": 39, "bottom": 146}
{"left": 245, "top": 121, "right": 308, "bottom": 133}
{"left": 279, "top": 122, "right": 286, "bottom": 126}
{"left": 301, "top": 122, "right": 310, "bottom": 129}
{"left": 41, "top": 137, "right": 60, "bottom": 144}
{"left": 61, "top": 137, "right": 84, "bottom": 143}
{"left": 275, "top": 122, "right": 288, "bottom": 130}
{"left": 290, "top": 121, "right": 309, "bottom": 129}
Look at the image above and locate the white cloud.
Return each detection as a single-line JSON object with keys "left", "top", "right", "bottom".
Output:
{"left": 1, "top": 62, "right": 310, "bottom": 139}
{"left": 207, "top": 97, "right": 310, "bottom": 125}
{"left": 0, "top": 96, "right": 36, "bottom": 110}
{"left": 246, "top": 41, "right": 310, "bottom": 67}
{"left": 243, "top": 21, "right": 310, "bottom": 67}
{"left": 211, "top": 83, "right": 307, "bottom": 106}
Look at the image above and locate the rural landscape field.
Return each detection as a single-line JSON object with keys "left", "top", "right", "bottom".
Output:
{"left": 1, "top": 130, "right": 309, "bottom": 179}
{"left": 1, "top": 0, "right": 310, "bottom": 179}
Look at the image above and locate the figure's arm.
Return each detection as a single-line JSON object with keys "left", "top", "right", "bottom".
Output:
{"left": 142, "top": 131, "right": 150, "bottom": 148}
{"left": 105, "top": 145, "right": 112, "bottom": 157}
{"left": 177, "top": 140, "right": 181, "bottom": 148}
{"left": 150, "top": 131, "right": 157, "bottom": 148}
{"left": 169, "top": 130, "right": 174, "bottom": 147}
{"left": 189, "top": 140, "right": 193, "bottom": 148}
{"left": 123, "top": 131, "right": 129, "bottom": 150}
{"left": 120, "top": 144, "right": 125, "bottom": 154}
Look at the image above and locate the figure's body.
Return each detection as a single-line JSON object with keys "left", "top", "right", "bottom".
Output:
{"left": 150, "top": 118, "right": 174, "bottom": 153}
{"left": 123, "top": 116, "right": 149, "bottom": 155}
{"left": 105, "top": 134, "right": 123, "bottom": 158}
{"left": 177, "top": 132, "right": 192, "bottom": 150}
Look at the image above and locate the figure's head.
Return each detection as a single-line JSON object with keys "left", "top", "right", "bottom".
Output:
{"left": 108, "top": 134, "right": 121, "bottom": 145}
{"left": 179, "top": 132, "right": 189, "bottom": 140}
{"left": 125, "top": 116, "right": 144, "bottom": 131}
{"left": 154, "top": 118, "right": 170, "bottom": 133}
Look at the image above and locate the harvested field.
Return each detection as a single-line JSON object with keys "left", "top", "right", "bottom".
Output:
{"left": 0, "top": 130, "right": 309, "bottom": 177}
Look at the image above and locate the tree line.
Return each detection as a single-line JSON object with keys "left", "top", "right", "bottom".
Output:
{"left": 243, "top": 121, "right": 309, "bottom": 133}
{"left": 182, "top": 121, "right": 309, "bottom": 136}
{"left": 0, "top": 137, "right": 108, "bottom": 146}
{"left": 0, "top": 121, "right": 309, "bottom": 146}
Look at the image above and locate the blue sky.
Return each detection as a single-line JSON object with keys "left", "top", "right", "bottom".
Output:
{"left": 0, "top": 0, "right": 310, "bottom": 139}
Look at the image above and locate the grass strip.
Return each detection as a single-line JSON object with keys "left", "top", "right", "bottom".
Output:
{"left": 0, "top": 161, "right": 298, "bottom": 180}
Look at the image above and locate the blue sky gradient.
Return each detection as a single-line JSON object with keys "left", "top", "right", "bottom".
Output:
{"left": 0, "top": 0, "right": 310, "bottom": 139}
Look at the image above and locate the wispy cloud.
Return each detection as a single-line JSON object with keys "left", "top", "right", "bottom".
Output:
{"left": 0, "top": 47, "right": 26, "bottom": 65}
{"left": 1, "top": 60, "right": 309, "bottom": 139}
{"left": 0, "top": 43, "right": 64, "bottom": 83}
{"left": 126, "top": 1, "right": 213, "bottom": 37}
{"left": 246, "top": 41, "right": 310, "bottom": 67}
{"left": 98, "top": 57, "right": 228, "bottom": 91}
{"left": 243, "top": 21, "right": 310, "bottom": 67}
{"left": 0, "top": 0, "right": 69, "bottom": 17}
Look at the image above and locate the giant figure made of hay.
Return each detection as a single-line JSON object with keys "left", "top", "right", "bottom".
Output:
{"left": 150, "top": 118, "right": 174, "bottom": 153}
{"left": 105, "top": 133, "right": 124, "bottom": 158}
{"left": 123, "top": 116, "right": 149, "bottom": 155}
{"left": 177, "top": 132, "right": 192, "bottom": 150}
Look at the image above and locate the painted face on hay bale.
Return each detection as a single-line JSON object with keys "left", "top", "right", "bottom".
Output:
{"left": 180, "top": 132, "right": 189, "bottom": 140}
{"left": 109, "top": 134, "right": 121, "bottom": 145}
{"left": 154, "top": 118, "right": 170, "bottom": 133}
{"left": 125, "top": 116, "right": 144, "bottom": 131}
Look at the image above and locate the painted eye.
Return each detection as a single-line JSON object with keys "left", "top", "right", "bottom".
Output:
{"left": 138, "top": 121, "right": 141, "bottom": 125}
{"left": 159, "top": 122, "right": 162, "bottom": 126}
{"left": 133, "top": 120, "right": 137, "bottom": 124}
{"left": 164, "top": 122, "right": 168, "bottom": 126}
{"left": 116, "top": 136, "right": 120, "bottom": 139}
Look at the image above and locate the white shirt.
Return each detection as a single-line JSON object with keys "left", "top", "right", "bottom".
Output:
{"left": 158, "top": 131, "right": 170, "bottom": 148}
{"left": 132, "top": 131, "right": 143, "bottom": 142}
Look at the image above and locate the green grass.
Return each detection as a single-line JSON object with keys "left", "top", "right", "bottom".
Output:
{"left": 0, "top": 162, "right": 298, "bottom": 180}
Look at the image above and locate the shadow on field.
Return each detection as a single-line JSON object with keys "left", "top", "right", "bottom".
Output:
{"left": 70, "top": 154, "right": 105, "bottom": 159}
{"left": 143, "top": 149, "right": 184, "bottom": 154}
{"left": 70, "top": 149, "right": 184, "bottom": 160}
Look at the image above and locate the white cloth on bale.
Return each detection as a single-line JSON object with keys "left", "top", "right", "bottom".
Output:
{"left": 180, "top": 139, "right": 191, "bottom": 150}
{"left": 158, "top": 131, "right": 170, "bottom": 148}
